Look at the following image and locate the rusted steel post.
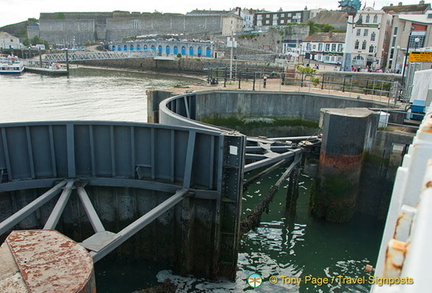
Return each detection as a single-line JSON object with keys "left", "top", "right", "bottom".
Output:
{"left": 285, "top": 166, "right": 300, "bottom": 215}
{"left": 310, "top": 108, "right": 379, "bottom": 222}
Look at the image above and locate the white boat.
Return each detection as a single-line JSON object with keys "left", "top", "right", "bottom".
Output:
{"left": 0, "top": 54, "right": 24, "bottom": 74}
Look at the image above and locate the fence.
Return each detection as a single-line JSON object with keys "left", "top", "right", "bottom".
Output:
{"left": 207, "top": 68, "right": 404, "bottom": 106}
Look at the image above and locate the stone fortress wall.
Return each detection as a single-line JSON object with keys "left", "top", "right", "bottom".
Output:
{"left": 33, "top": 12, "right": 226, "bottom": 45}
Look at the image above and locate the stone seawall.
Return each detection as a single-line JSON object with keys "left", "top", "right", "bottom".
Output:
{"left": 74, "top": 57, "right": 285, "bottom": 74}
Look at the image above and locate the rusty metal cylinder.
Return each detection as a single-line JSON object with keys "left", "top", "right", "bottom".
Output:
{"left": 311, "top": 108, "right": 378, "bottom": 222}
{"left": 0, "top": 230, "right": 96, "bottom": 293}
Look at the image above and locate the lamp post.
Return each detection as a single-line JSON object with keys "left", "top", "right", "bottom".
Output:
{"left": 394, "top": 45, "right": 400, "bottom": 73}
{"left": 401, "top": 26, "right": 414, "bottom": 86}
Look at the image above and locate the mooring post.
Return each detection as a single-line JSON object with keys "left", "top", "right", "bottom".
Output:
{"left": 285, "top": 166, "right": 300, "bottom": 215}
{"left": 310, "top": 108, "right": 379, "bottom": 222}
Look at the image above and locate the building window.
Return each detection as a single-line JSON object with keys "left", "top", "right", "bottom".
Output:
{"left": 318, "top": 43, "right": 323, "bottom": 51}
{"left": 373, "top": 15, "right": 378, "bottom": 23}
{"left": 364, "top": 29, "right": 368, "bottom": 37}
{"left": 362, "top": 40, "right": 367, "bottom": 50}
{"left": 366, "top": 15, "right": 370, "bottom": 23}
{"left": 325, "top": 43, "right": 330, "bottom": 51}
{"left": 280, "top": 13, "right": 284, "bottom": 17}
{"left": 393, "top": 27, "right": 398, "bottom": 35}
{"left": 266, "top": 20, "right": 270, "bottom": 24}
{"left": 355, "top": 40, "right": 359, "bottom": 49}
{"left": 338, "top": 44, "right": 343, "bottom": 52}
{"left": 331, "top": 44, "right": 336, "bottom": 51}
{"left": 369, "top": 45, "right": 374, "bottom": 53}
{"left": 371, "top": 32, "right": 376, "bottom": 42}
{"left": 392, "top": 36, "right": 396, "bottom": 47}
{"left": 357, "top": 29, "right": 361, "bottom": 36}
{"left": 281, "top": 19, "right": 284, "bottom": 24}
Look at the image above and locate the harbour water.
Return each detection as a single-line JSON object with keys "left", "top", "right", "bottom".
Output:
{"left": 0, "top": 67, "right": 385, "bottom": 292}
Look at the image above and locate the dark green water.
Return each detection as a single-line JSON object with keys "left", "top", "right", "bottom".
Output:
{"left": 95, "top": 169, "right": 384, "bottom": 293}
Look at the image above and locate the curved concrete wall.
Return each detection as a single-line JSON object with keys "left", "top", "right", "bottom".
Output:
{"left": 158, "top": 90, "right": 390, "bottom": 129}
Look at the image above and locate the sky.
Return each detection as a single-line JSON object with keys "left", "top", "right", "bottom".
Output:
{"left": 0, "top": 0, "right": 427, "bottom": 27}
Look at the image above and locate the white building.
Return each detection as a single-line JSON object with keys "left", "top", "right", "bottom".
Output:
{"left": 387, "top": 11, "right": 432, "bottom": 73}
{"left": 0, "top": 32, "right": 23, "bottom": 50}
{"left": 351, "top": 7, "right": 392, "bottom": 70}
{"left": 239, "top": 8, "right": 256, "bottom": 32}
{"left": 302, "top": 31, "right": 345, "bottom": 64}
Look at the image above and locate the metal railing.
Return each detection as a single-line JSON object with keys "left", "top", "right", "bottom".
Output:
{"left": 44, "top": 51, "right": 157, "bottom": 63}
{"left": 207, "top": 68, "right": 403, "bottom": 105}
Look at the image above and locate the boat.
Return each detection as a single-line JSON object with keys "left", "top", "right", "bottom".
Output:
{"left": 0, "top": 54, "right": 24, "bottom": 74}
{"left": 24, "top": 61, "right": 69, "bottom": 76}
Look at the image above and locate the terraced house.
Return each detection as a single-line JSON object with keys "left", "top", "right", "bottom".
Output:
{"left": 302, "top": 31, "right": 345, "bottom": 65}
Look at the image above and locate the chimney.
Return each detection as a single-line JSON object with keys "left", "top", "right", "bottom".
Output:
{"left": 420, "top": 0, "right": 425, "bottom": 4}
{"left": 329, "top": 30, "right": 333, "bottom": 38}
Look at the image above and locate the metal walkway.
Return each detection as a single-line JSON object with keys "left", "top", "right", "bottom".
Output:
{"left": 44, "top": 51, "right": 157, "bottom": 63}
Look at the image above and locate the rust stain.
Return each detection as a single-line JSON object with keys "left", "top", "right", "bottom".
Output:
{"left": 6, "top": 230, "right": 94, "bottom": 293}
{"left": 419, "top": 118, "right": 432, "bottom": 133}
{"left": 319, "top": 152, "right": 363, "bottom": 170}
{"left": 426, "top": 181, "right": 432, "bottom": 188}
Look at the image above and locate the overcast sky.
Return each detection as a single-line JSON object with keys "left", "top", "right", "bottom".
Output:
{"left": 0, "top": 0, "right": 426, "bottom": 27}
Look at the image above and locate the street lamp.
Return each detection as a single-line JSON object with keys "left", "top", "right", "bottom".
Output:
{"left": 401, "top": 26, "right": 414, "bottom": 86}
{"left": 394, "top": 45, "right": 400, "bottom": 73}
{"left": 414, "top": 37, "right": 420, "bottom": 50}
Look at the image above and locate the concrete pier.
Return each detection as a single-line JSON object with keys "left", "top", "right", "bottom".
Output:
{"left": 0, "top": 230, "right": 95, "bottom": 293}
{"left": 311, "top": 108, "right": 379, "bottom": 222}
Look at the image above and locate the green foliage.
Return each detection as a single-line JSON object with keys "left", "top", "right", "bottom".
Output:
{"left": 23, "top": 36, "right": 50, "bottom": 49}
{"left": 27, "top": 18, "right": 38, "bottom": 23}
{"left": 84, "top": 41, "right": 100, "bottom": 46}
{"left": 54, "top": 13, "right": 66, "bottom": 19}
{"left": 311, "top": 76, "right": 320, "bottom": 86}
{"left": 177, "top": 53, "right": 182, "bottom": 58}
{"left": 296, "top": 64, "right": 316, "bottom": 75}
{"left": 238, "top": 33, "right": 258, "bottom": 40}
{"left": 306, "top": 21, "right": 335, "bottom": 36}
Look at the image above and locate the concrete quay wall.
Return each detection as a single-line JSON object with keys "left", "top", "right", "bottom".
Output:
{"left": 192, "top": 90, "right": 383, "bottom": 121}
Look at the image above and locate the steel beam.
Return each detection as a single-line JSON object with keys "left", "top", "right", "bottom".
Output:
{"left": 76, "top": 183, "right": 105, "bottom": 233}
{"left": 43, "top": 180, "right": 75, "bottom": 229}
{"left": 91, "top": 188, "right": 188, "bottom": 262}
{"left": 0, "top": 178, "right": 62, "bottom": 193}
{"left": 0, "top": 180, "right": 68, "bottom": 236}
{"left": 183, "top": 131, "right": 196, "bottom": 188}
{"left": 244, "top": 149, "right": 302, "bottom": 172}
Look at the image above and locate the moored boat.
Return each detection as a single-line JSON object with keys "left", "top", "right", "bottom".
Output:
{"left": 0, "top": 54, "right": 24, "bottom": 74}
{"left": 24, "top": 61, "right": 69, "bottom": 76}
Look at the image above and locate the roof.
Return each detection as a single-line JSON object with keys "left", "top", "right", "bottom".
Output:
{"left": 0, "top": 31, "right": 18, "bottom": 39}
{"left": 398, "top": 11, "right": 432, "bottom": 24}
{"left": 186, "top": 9, "right": 232, "bottom": 16}
{"left": 382, "top": 3, "right": 430, "bottom": 14}
{"left": 304, "top": 32, "right": 346, "bottom": 43}
{"left": 310, "top": 11, "right": 348, "bottom": 24}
